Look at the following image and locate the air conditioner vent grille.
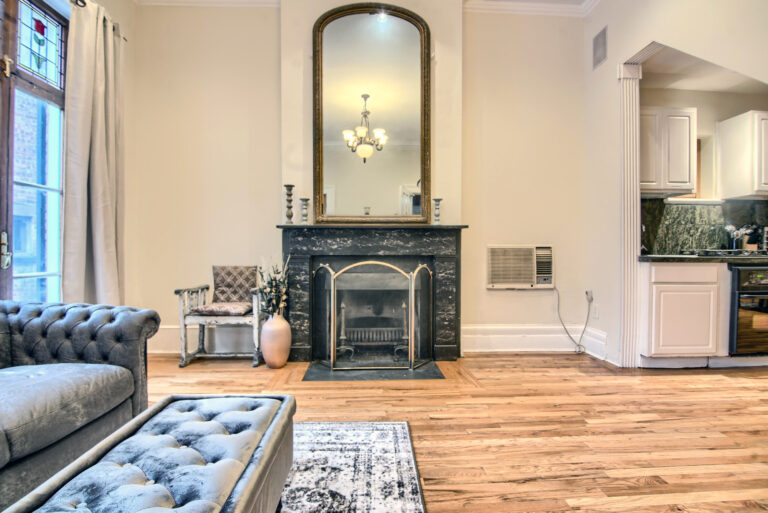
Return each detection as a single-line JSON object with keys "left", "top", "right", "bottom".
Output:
{"left": 488, "top": 247, "right": 535, "bottom": 286}
{"left": 487, "top": 245, "right": 554, "bottom": 289}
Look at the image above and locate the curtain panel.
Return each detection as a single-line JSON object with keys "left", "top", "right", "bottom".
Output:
{"left": 62, "top": 0, "right": 123, "bottom": 304}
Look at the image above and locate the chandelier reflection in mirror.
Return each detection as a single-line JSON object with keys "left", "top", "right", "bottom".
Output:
{"left": 342, "top": 94, "right": 388, "bottom": 162}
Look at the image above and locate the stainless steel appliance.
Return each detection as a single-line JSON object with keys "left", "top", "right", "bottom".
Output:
{"left": 729, "top": 266, "right": 768, "bottom": 355}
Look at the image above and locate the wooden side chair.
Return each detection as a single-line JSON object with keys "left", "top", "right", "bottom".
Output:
{"left": 174, "top": 266, "right": 264, "bottom": 367}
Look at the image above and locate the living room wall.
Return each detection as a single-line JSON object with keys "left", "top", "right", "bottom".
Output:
{"left": 118, "top": 1, "right": 595, "bottom": 354}
{"left": 117, "top": 0, "right": 768, "bottom": 360}
{"left": 461, "top": 11, "right": 593, "bottom": 353}
{"left": 124, "top": 5, "right": 283, "bottom": 351}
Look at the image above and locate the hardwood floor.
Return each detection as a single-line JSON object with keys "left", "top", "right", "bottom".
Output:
{"left": 147, "top": 353, "right": 768, "bottom": 512}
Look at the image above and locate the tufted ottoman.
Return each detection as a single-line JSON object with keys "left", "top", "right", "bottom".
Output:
{"left": 5, "top": 395, "right": 295, "bottom": 513}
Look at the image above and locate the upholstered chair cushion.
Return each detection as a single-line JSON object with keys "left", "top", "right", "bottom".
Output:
{"left": 0, "top": 363, "right": 134, "bottom": 468}
{"left": 190, "top": 302, "right": 253, "bottom": 316}
{"left": 212, "top": 266, "right": 258, "bottom": 303}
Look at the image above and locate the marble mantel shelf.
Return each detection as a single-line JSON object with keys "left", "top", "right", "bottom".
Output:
{"left": 277, "top": 225, "right": 468, "bottom": 230}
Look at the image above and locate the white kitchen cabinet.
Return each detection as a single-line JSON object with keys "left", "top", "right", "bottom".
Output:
{"left": 640, "top": 106, "right": 698, "bottom": 197}
{"left": 650, "top": 284, "right": 718, "bottom": 356}
{"left": 644, "top": 263, "right": 722, "bottom": 357}
{"left": 718, "top": 110, "right": 768, "bottom": 199}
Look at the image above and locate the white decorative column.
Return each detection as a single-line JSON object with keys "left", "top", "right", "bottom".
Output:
{"left": 618, "top": 62, "right": 642, "bottom": 368}
{"left": 617, "top": 43, "right": 665, "bottom": 368}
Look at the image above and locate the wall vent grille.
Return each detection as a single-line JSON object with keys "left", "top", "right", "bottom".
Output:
{"left": 487, "top": 245, "right": 554, "bottom": 289}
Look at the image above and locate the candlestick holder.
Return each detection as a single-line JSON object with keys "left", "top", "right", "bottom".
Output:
{"left": 284, "top": 184, "right": 294, "bottom": 224}
{"left": 433, "top": 198, "right": 443, "bottom": 225}
{"left": 300, "top": 198, "right": 310, "bottom": 224}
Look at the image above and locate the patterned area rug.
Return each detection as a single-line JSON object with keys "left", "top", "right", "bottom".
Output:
{"left": 281, "top": 422, "right": 426, "bottom": 513}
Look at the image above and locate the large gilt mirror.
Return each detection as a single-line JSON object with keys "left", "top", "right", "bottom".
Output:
{"left": 313, "top": 3, "right": 430, "bottom": 224}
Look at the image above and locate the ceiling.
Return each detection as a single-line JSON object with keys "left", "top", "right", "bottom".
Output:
{"left": 642, "top": 46, "right": 768, "bottom": 95}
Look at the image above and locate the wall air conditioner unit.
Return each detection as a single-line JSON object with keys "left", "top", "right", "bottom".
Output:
{"left": 487, "top": 245, "right": 554, "bottom": 289}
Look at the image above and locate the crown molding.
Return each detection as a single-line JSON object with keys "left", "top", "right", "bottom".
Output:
{"left": 463, "top": 0, "right": 601, "bottom": 18}
{"left": 133, "top": 0, "right": 278, "bottom": 6}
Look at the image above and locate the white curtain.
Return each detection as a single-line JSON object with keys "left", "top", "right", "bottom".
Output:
{"left": 62, "top": 1, "right": 123, "bottom": 304}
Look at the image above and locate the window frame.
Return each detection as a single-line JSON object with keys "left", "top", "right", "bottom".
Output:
{"left": 0, "top": 0, "right": 67, "bottom": 301}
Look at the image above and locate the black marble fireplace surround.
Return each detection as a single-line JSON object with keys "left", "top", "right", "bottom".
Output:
{"left": 280, "top": 225, "right": 467, "bottom": 362}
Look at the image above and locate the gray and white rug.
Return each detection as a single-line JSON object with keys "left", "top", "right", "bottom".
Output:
{"left": 281, "top": 422, "right": 426, "bottom": 513}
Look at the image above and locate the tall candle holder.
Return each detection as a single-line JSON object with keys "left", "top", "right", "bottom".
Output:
{"left": 284, "top": 184, "right": 294, "bottom": 224}
{"left": 300, "top": 198, "right": 310, "bottom": 225}
{"left": 433, "top": 198, "right": 443, "bottom": 225}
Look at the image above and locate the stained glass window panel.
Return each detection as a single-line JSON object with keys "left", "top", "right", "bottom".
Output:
{"left": 16, "top": 0, "right": 64, "bottom": 89}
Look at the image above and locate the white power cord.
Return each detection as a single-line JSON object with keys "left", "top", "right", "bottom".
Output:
{"left": 554, "top": 287, "right": 592, "bottom": 354}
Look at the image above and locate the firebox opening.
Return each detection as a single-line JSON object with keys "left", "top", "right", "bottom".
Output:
{"left": 312, "top": 257, "right": 433, "bottom": 370}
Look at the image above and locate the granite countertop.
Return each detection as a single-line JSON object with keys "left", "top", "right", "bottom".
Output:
{"left": 639, "top": 254, "right": 768, "bottom": 264}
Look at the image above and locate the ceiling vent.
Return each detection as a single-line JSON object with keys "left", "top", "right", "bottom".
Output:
{"left": 487, "top": 245, "right": 554, "bottom": 289}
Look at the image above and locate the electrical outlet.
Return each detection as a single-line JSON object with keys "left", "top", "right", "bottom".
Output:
{"left": 592, "top": 303, "right": 599, "bottom": 320}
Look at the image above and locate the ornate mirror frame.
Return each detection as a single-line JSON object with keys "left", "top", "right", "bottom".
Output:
{"left": 313, "top": 3, "right": 431, "bottom": 224}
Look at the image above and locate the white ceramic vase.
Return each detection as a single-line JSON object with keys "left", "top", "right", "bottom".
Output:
{"left": 260, "top": 313, "right": 291, "bottom": 369}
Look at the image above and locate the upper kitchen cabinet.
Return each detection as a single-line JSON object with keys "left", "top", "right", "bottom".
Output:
{"left": 718, "top": 110, "right": 768, "bottom": 199}
{"left": 640, "top": 106, "right": 698, "bottom": 197}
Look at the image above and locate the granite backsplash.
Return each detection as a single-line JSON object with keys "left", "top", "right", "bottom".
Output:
{"left": 642, "top": 199, "right": 768, "bottom": 254}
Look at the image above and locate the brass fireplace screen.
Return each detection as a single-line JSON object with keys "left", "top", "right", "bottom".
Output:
{"left": 314, "top": 260, "right": 433, "bottom": 370}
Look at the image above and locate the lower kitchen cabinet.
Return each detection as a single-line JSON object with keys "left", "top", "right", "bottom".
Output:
{"left": 650, "top": 283, "right": 718, "bottom": 356}
{"left": 640, "top": 262, "right": 729, "bottom": 358}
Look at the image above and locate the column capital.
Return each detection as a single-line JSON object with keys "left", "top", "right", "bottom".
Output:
{"left": 617, "top": 63, "right": 642, "bottom": 80}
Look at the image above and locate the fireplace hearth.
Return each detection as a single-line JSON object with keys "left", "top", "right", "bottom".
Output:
{"left": 280, "top": 225, "right": 467, "bottom": 363}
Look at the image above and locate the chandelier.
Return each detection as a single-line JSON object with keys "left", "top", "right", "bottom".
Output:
{"left": 342, "top": 94, "right": 388, "bottom": 163}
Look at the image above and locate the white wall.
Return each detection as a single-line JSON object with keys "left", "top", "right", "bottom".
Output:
{"left": 462, "top": 13, "right": 589, "bottom": 333}
{"left": 280, "top": 0, "right": 463, "bottom": 224}
{"left": 125, "top": 5, "right": 283, "bottom": 350}
{"left": 115, "top": 0, "right": 768, "bottom": 362}
{"left": 584, "top": 0, "right": 768, "bottom": 364}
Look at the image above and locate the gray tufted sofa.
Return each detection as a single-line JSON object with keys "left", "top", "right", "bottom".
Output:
{"left": 6, "top": 395, "right": 296, "bottom": 513}
{"left": 0, "top": 301, "right": 161, "bottom": 510}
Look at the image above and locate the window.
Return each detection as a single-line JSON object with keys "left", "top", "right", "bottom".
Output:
{"left": 16, "top": 0, "right": 65, "bottom": 89}
{"left": 0, "top": 0, "right": 67, "bottom": 301}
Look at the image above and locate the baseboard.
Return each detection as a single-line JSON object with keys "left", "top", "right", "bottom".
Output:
{"left": 639, "top": 355, "right": 709, "bottom": 369}
{"left": 149, "top": 325, "right": 254, "bottom": 354}
{"left": 153, "top": 323, "right": 610, "bottom": 363}
{"left": 708, "top": 356, "right": 768, "bottom": 368}
{"left": 639, "top": 355, "right": 768, "bottom": 369}
{"left": 461, "top": 324, "right": 607, "bottom": 360}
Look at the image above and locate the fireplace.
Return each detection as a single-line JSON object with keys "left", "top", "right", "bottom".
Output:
{"left": 314, "top": 258, "right": 432, "bottom": 370}
{"left": 280, "top": 225, "right": 467, "bottom": 363}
